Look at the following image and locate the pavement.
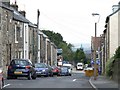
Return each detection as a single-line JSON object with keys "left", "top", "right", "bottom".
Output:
{"left": 89, "top": 75, "right": 120, "bottom": 90}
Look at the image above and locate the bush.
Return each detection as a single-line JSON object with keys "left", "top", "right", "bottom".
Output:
{"left": 106, "top": 57, "right": 114, "bottom": 77}
{"left": 114, "top": 46, "right": 120, "bottom": 60}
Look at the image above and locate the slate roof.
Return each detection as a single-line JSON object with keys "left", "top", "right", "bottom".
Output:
{"left": 0, "top": 2, "right": 13, "bottom": 11}
{"left": 13, "top": 10, "right": 29, "bottom": 23}
{"left": 1, "top": 3, "right": 39, "bottom": 28}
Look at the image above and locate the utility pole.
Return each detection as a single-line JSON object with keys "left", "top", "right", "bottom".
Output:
{"left": 92, "top": 13, "right": 100, "bottom": 80}
{"left": 94, "top": 22, "right": 97, "bottom": 80}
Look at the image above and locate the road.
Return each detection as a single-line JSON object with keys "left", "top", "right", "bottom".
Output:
{"left": 3, "top": 69, "right": 94, "bottom": 89}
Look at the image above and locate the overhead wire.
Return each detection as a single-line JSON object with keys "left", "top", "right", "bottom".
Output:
{"left": 39, "top": 11, "right": 92, "bottom": 43}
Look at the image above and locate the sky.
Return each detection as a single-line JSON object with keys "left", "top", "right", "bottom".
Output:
{"left": 10, "top": 0, "right": 120, "bottom": 48}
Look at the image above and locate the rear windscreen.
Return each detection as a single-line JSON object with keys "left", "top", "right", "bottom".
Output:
{"left": 77, "top": 65, "right": 83, "bottom": 66}
{"left": 13, "top": 60, "right": 29, "bottom": 66}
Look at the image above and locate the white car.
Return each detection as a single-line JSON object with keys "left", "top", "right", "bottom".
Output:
{"left": 76, "top": 63, "right": 84, "bottom": 70}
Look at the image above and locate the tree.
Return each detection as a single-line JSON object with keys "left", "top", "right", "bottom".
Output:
{"left": 41, "top": 30, "right": 74, "bottom": 61}
{"left": 42, "top": 30, "right": 63, "bottom": 47}
{"left": 114, "top": 46, "right": 120, "bottom": 60}
{"left": 74, "top": 48, "right": 86, "bottom": 64}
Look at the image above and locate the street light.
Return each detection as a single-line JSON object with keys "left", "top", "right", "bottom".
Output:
{"left": 92, "top": 13, "right": 100, "bottom": 80}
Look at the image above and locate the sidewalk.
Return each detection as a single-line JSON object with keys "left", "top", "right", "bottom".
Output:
{"left": 89, "top": 75, "right": 120, "bottom": 90}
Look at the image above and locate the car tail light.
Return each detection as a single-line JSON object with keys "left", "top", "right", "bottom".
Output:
{"left": 25, "top": 66, "right": 31, "bottom": 69}
{"left": 8, "top": 66, "right": 12, "bottom": 69}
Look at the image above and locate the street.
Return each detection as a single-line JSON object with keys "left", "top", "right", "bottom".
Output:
{"left": 3, "top": 69, "right": 94, "bottom": 89}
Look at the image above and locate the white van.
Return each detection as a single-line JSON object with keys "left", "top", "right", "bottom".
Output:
{"left": 76, "top": 63, "right": 84, "bottom": 70}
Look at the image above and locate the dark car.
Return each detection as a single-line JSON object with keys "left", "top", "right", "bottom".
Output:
{"left": 7, "top": 59, "right": 37, "bottom": 80}
{"left": 59, "top": 66, "right": 69, "bottom": 76}
{"left": 51, "top": 66, "right": 61, "bottom": 75}
{"left": 0, "top": 67, "right": 4, "bottom": 89}
{"left": 35, "top": 63, "right": 53, "bottom": 77}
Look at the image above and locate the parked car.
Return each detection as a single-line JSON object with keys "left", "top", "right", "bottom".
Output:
{"left": 63, "top": 66, "right": 72, "bottom": 76}
{"left": 0, "top": 67, "right": 4, "bottom": 89}
{"left": 63, "top": 64, "right": 72, "bottom": 76}
{"left": 59, "top": 66, "right": 69, "bottom": 76}
{"left": 35, "top": 63, "right": 49, "bottom": 77}
{"left": 35, "top": 63, "right": 53, "bottom": 77}
{"left": 51, "top": 65, "right": 61, "bottom": 75}
{"left": 7, "top": 59, "right": 37, "bottom": 80}
{"left": 46, "top": 64, "right": 54, "bottom": 77}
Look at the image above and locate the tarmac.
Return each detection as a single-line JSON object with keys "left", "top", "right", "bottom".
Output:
{"left": 89, "top": 75, "right": 120, "bottom": 90}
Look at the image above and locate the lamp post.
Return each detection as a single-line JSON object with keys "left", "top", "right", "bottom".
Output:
{"left": 92, "top": 13, "right": 100, "bottom": 80}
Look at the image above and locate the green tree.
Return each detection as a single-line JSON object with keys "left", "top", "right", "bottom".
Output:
{"left": 42, "top": 30, "right": 74, "bottom": 61}
{"left": 74, "top": 48, "right": 86, "bottom": 64}
{"left": 114, "top": 46, "right": 120, "bottom": 60}
{"left": 42, "top": 30, "right": 63, "bottom": 47}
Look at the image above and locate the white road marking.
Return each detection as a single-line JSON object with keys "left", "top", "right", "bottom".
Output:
{"left": 73, "top": 79, "right": 76, "bottom": 81}
{"left": 3, "top": 84, "right": 11, "bottom": 88}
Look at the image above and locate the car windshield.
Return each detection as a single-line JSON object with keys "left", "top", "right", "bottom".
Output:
{"left": 14, "top": 60, "right": 29, "bottom": 66}
{"left": 63, "top": 66, "right": 71, "bottom": 69}
{"left": 78, "top": 65, "right": 83, "bottom": 66}
{"left": 61, "top": 67, "right": 68, "bottom": 71}
{"left": 35, "top": 63, "right": 47, "bottom": 68}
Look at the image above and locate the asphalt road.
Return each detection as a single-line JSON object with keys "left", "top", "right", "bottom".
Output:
{"left": 3, "top": 69, "right": 94, "bottom": 89}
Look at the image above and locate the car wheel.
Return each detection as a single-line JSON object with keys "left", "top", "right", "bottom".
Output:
{"left": 45, "top": 73, "right": 49, "bottom": 77}
{"left": 32, "top": 73, "right": 37, "bottom": 80}
{"left": 2, "top": 78, "right": 4, "bottom": 88}
{"left": 7, "top": 75, "right": 11, "bottom": 80}
{"left": 57, "top": 74, "right": 60, "bottom": 76}
{"left": 28, "top": 72, "right": 32, "bottom": 80}
{"left": 50, "top": 73, "right": 53, "bottom": 77}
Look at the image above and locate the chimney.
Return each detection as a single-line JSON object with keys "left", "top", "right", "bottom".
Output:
{"left": 112, "top": 5, "right": 119, "bottom": 12}
{"left": 10, "top": 0, "right": 18, "bottom": 11}
{"left": 2, "top": 0, "right": 10, "bottom": 7}
{"left": 37, "top": 9, "right": 40, "bottom": 29}
{"left": 19, "top": 11, "right": 26, "bottom": 17}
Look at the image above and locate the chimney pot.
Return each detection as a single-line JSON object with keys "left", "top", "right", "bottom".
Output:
{"left": 19, "top": 11, "right": 26, "bottom": 17}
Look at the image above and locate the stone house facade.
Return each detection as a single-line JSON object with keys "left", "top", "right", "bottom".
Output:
{"left": 0, "top": 0, "right": 57, "bottom": 75}
{"left": 0, "top": 1, "right": 13, "bottom": 72}
{"left": 99, "top": 2, "right": 120, "bottom": 74}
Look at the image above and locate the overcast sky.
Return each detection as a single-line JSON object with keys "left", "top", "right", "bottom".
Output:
{"left": 10, "top": 0, "right": 120, "bottom": 47}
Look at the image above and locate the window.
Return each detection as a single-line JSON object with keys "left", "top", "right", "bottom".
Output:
{"left": 20, "top": 25, "right": 22, "bottom": 37}
{"left": 15, "top": 24, "right": 21, "bottom": 43}
{"left": 0, "top": 13, "right": 1, "bottom": 23}
{"left": 25, "top": 25, "right": 27, "bottom": 42}
{"left": 15, "top": 24, "right": 18, "bottom": 43}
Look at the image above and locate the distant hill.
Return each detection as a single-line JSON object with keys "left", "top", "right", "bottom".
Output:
{"left": 72, "top": 43, "right": 91, "bottom": 54}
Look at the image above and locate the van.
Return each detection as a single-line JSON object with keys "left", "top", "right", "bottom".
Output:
{"left": 76, "top": 63, "right": 84, "bottom": 70}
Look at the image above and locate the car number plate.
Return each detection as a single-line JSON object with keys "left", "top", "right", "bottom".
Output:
{"left": 36, "top": 72, "right": 41, "bottom": 74}
{"left": 14, "top": 71, "right": 22, "bottom": 74}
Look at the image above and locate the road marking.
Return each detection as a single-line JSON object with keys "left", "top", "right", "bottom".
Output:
{"left": 89, "top": 77, "right": 98, "bottom": 90}
{"left": 73, "top": 79, "right": 76, "bottom": 81}
{"left": 3, "top": 84, "right": 11, "bottom": 88}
